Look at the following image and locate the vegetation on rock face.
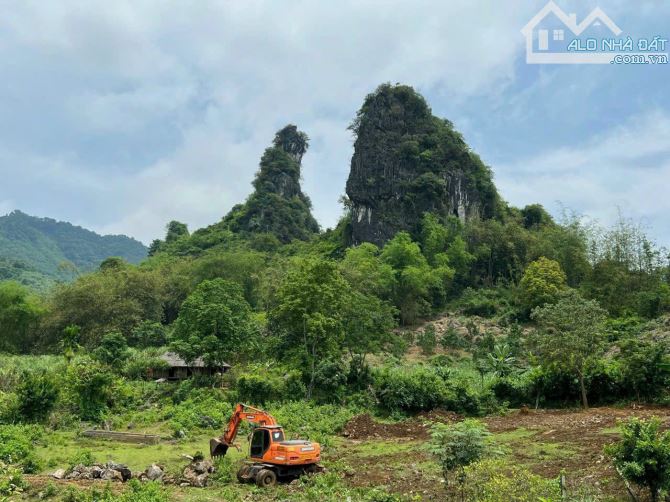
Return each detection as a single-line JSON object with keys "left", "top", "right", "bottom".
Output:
{"left": 223, "top": 124, "right": 320, "bottom": 244}
{"left": 346, "top": 83, "right": 499, "bottom": 247}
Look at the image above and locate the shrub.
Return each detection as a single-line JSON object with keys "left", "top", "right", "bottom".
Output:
{"left": 236, "top": 367, "right": 306, "bottom": 404}
{"left": 457, "top": 288, "right": 503, "bottom": 317}
{"left": 440, "top": 324, "right": 469, "bottom": 350}
{"left": 15, "top": 370, "right": 59, "bottom": 422}
{"left": 60, "top": 480, "right": 169, "bottom": 502}
{"left": 312, "top": 359, "right": 347, "bottom": 402}
{"left": 0, "top": 425, "right": 43, "bottom": 473}
{"left": 93, "top": 331, "right": 130, "bottom": 366}
{"left": 373, "top": 366, "right": 450, "bottom": 413}
{"left": 68, "top": 450, "right": 95, "bottom": 469}
{"left": 606, "top": 417, "right": 670, "bottom": 502}
{"left": 491, "top": 376, "right": 531, "bottom": 407}
{"left": 270, "top": 402, "right": 355, "bottom": 446}
{"left": 165, "top": 391, "right": 232, "bottom": 434}
{"left": 428, "top": 419, "right": 492, "bottom": 486}
{"left": 417, "top": 324, "right": 437, "bottom": 355}
{"left": 616, "top": 336, "right": 670, "bottom": 401}
{"left": 64, "top": 359, "right": 115, "bottom": 421}
{"left": 210, "top": 456, "right": 236, "bottom": 484}
{"left": 236, "top": 373, "right": 280, "bottom": 404}
{"left": 461, "top": 459, "right": 560, "bottom": 501}
{"left": 0, "top": 461, "right": 26, "bottom": 497}
{"left": 122, "top": 351, "right": 169, "bottom": 380}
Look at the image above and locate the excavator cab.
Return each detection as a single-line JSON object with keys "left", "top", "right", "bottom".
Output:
{"left": 250, "top": 427, "right": 284, "bottom": 459}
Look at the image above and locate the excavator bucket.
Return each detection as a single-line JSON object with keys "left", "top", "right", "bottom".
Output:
{"left": 210, "top": 437, "right": 229, "bottom": 457}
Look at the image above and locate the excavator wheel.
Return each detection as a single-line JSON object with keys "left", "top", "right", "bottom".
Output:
{"left": 255, "top": 468, "right": 277, "bottom": 488}
{"left": 236, "top": 465, "right": 251, "bottom": 483}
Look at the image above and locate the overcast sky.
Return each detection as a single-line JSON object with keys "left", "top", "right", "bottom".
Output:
{"left": 0, "top": 0, "right": 668, "bottom": 246}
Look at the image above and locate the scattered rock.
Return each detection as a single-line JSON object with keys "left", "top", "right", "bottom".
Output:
{"left": 106, "top": 462, "right": 132, "bottom": 481}
{"left": 182, "top": 459, "right": 215, "bottom": 487}
{"left": 51, "top": 469, "right": 66, "bottom": 480}
{"left": 146, "top": 464, "right": 164, "bottom": 481}
{"left": 90, "top": 465, "right": 103, "bottom": 479}
{"left": 63, "top": 461, "right": 132, "bottom": 482}
{"left": 101, "top": 468, "right": 123, "bottom": 482}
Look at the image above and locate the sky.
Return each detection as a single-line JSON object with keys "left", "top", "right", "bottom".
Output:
{"left": 0, "top": 0, "right": 668, "bottom": 246}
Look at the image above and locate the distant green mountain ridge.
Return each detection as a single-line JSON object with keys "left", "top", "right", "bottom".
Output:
{"left": 0, "top": 210, "right": 147, "bottom": 290}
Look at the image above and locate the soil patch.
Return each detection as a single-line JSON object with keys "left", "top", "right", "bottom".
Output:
{"left": 342, "top": 411, "right": 460, "bottom": 440}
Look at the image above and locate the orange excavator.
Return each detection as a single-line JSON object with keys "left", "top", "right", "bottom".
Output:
{"left": 210, "top": 403, "right": 322, "bottom": 487}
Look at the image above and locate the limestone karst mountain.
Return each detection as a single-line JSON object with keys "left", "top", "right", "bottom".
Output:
{"left": 345, "top": 84, "right": 499, "bottom": 246}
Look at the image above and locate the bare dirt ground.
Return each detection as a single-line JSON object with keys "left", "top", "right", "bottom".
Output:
{"left": 342, "top": 410, "right": 461, "bottom": 440}
{"left": 337, "top": 405, "right": 670, "bottom": 501}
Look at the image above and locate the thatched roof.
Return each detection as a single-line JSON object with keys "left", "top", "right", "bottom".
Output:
{"left": 159, "top": 352, "right": 231, "bottom": 369}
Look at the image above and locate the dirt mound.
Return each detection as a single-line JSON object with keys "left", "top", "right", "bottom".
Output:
{"left": 342, "top": 411, "right": 460, "bottom": 440}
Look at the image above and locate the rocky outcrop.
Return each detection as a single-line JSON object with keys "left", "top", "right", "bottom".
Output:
{"left": 346, "top": 84, "right": 499, "bottom": 246}
{"left": 224, "top": 124, "right": 320, "bottom": 243}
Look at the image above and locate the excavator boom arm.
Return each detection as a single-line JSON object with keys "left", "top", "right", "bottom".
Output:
{"left": 211, "top": 403, "right": 278, "bottom": 457}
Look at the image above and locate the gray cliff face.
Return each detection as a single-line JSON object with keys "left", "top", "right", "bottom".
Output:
{"left": 345, "top": 84, "right": 497, "bottom": 247}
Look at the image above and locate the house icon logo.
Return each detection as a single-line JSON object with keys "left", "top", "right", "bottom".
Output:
{"left": 522, "top": 1, "right": 623, "bottom": 64}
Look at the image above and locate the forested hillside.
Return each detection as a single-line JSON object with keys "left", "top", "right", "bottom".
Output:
{"left": 1, "top": 84, "right": 669, "bottom": 501}
{"left": 0, "top": 210, "right": 147, "bottom": 289}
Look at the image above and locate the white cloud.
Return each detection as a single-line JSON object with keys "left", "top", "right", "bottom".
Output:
{"left": 0, "top": 0, "right": 535, "bottom": 243}
{"left": 1, "top": 0, "right": 666, "bottom": 249}
{"left": 496, "top": 110, "right": 670, "bottom": 246}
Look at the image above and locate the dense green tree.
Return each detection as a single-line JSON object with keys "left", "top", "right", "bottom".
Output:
{"left": 99, "top": 256, "right": 127, "bottom": 271}
{"left": 93, "top": 331, "right": 130, "bottom": 366}
{"left": 465, "top": 218, "right": 533, "bottom": 286}
{"left": 340, "top": 243, "right": 395, "bottom": 298}
{"left": 531, "top": 290, "right": 607, "bottom": 408}
{"left": 381, "top": 232, "right": 452, "bottom": 324}
{"left": 65, "top": 359, "right": 115, "bottom": 420}
{"left": 520, "top": 204, "right": 553, "bottom": 229}
{"left": 0, "top": 281, "right": 44, "bottom": 353}
{"left": 129, "top": 320, "right": 166, "bottom": 348}
{"left": 60, "top": 324, "right": 80, "bottom": 363}
{"left": 342, "top": 291, "right": 396, "bottom": 366}
{"left": 520, "top": 257, "right": 567, "bottom": 310}
{"left": 15, "top": 370, "right": 59, "bottom": 422}
{"left": 44, "top": 265, "right": 164, "bottom": 349}
{"left": 617, "top": 336, "right": 670, "bottom": 401}
{"left": 171, "top": 278, "right": 257, "bottom": 367}
{"left": 190, "top": 251, "right": 267, "bottom": 308}
{"left": 165, "top": 221, "right": 189, "bottom": 243}
{"left": 420, "top": 213, "right": 451, "bottom": 266}
{"left": 269, "top": 259, "right": 353, "bottom": 398}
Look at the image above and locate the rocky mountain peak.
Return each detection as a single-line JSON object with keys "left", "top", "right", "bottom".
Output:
{"left": 345, "top": 84, "right": 498, "bottom": 246}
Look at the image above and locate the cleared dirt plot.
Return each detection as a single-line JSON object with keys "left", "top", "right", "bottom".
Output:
{"left": 335, "top": 405, "right": 670, "bottom": 501}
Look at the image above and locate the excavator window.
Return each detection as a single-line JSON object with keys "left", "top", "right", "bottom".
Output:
{"left": 250, "top": 429, "right": 270, "bottom": 457}
{"left": 271, "top": 430, "right": 284, "bottom": 442}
